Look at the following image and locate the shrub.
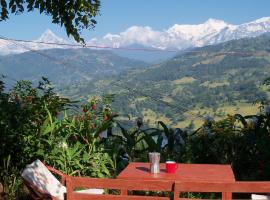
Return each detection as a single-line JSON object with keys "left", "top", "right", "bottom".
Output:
{"left": 188, "top": 111, "right": 270, "bottom": 180}
{"left": 1, "top": 77, "right": 72, "bottom": 170}
{"left": 0, "top": 78, "right": 116, "bottom": 198}
{"left": 40, "top": 97, "right": 116, "bottom": 177}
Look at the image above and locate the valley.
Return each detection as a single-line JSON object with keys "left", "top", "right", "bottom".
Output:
{"left": 1, "top": 34, "right": 270, "bottom": 130}
{"left": 62, "top": 34, "right": 270, "bottom": 129}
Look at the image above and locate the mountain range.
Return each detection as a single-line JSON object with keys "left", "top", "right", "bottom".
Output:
{"left": 2, "top": 17, "right": 270, "bottom": 61}
{"left": 90, "top": 17, "right": 270, "bottom": 51}
{"left": 61, "top": 34, "right": 270, "bottom": 128}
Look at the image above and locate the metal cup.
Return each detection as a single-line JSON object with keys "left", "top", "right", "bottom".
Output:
{"left": 149, "top": 152, "right": 160, "bottom": 173}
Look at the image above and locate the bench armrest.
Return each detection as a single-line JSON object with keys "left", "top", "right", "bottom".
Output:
{"left": 44, "top": 164, "right": 68, "bottom": 185}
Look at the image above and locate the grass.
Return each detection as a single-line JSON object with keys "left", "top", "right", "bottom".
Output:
{"left": 142, "top": 109, "right": 172, "bottom": 126}
{"left": 172, "top": 77, "right": 196, "bottom": 85}
{"left": 139, "top": 103, "right": 260, "bottom": 129}
{"left": 192, "top": 55, "right": 225, "bottom": 67}
{"left": 176, "top": 102, "right": 260, "bottom": 129}
{"left": 200, "top": 81, "right": 230, "bottom": 88}
{"left": 123, "top": 101, "right": 261, "bottom": 130}
{"left": 171, "top": 86, "right": 183, "bottom": 96}
{"left": 162, "top": 96, "right": 174, "bottom": 103}
{"left": 135, "top": 97, "right": 147, "bottom": 102}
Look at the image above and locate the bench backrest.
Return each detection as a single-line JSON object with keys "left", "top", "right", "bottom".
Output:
{"left": 22, "top": 160, "right": 67, "bottom": 200}
{"left": 174, "top": 181, "right": 270, "bottom": 200}
{"left": 66, "top": 177, "right": 174, "bottom": 200}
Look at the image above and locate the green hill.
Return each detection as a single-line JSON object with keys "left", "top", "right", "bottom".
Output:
{"left": 0, "top": 48, "right": 147, "bottom": 87}
{"left": 64, "top": 34, "right": 270, "bottom": 128}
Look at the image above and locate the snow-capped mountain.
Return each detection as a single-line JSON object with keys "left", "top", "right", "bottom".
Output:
{"left": 1, "top": 17, "right": 270, "bottom": 55}
{"left": 37, "top": 29, "right": 66, "bottom": 43}
{"left": 89, "top": 17, "right": 270, "bottom": 50}
{"left": 0, "top": 29, "right": 69, "bottom": 55}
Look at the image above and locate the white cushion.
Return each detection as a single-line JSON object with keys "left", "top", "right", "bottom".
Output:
{"left": 252, "top": 194, "right": 270, "bottom": 200}
{"left": 75, "top": 188, "right": 104, "bottom": 194}
{"left": 22, "top": 159, "right": 104, "bottom": 200}
{"left": 21, "top": 159, "right": 66, "bottom": 200}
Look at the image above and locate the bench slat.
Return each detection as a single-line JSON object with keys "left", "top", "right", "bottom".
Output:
{"left": 174, "top": 181, "right": 270, "bottom": 200}
{"left": 68, "top": 177, "right": 173, "bottom": 191}
{"left": 175, "top": 182, "right": 270, "bottom": 193}
{"left": 66, "top": 177, "right": 173, "bottom": 200}
{"left": 72, "top": 193, "right": 170, "bottom": 200}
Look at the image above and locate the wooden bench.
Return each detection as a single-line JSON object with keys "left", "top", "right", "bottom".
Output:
{"left": 66, "top": 177, "right": 174, "bottom": 200}
{"left": 174, "top": 181, "right": 270, "bottom": 200}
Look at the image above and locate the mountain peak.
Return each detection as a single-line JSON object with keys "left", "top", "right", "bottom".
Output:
{"left": 254, "top": 17, "right": 270, "bottom": 23}
{"left": 204, "top": 18, "right": 228, "bottom": 28}
{"left": 205, "top": 18, "right": 225, "bottom": 23}
{"left": 37, "top": 29, "right": 66, "bottom": 43}
{"left": 43, "top": 29, "right": 55, "bottom": 35}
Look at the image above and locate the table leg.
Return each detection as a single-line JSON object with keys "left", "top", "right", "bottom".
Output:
{"left": 222, "top": 192, "right": 232, "bottom": 200}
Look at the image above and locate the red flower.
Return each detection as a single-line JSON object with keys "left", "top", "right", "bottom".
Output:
{"left": 92, "top": 104, "right": 96, "bottom": 110}
{"left": 83, "top": 108, "right": 88, "bottom": 113}
{"left": 91, "top": 123, "right": 95, "bottom": 129}
{"left": 104, "top": 114, "right": 109, "bottom": 121}
{"left": 27, "top": 96, "right": 33, "bottom": 102}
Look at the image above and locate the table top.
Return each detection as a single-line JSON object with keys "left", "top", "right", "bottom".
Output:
{"left": 117, "top": 162, "right": 236, "bottom": 182}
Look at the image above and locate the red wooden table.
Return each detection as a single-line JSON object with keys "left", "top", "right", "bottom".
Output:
{"left": 117, "top": 162, "right": 236, "bottom": 199}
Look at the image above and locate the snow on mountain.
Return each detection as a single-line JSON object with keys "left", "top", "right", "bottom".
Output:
{"left": 1, "top": 17, "right": 270, "bottom": 55}
{"left": 167, "top": 18, "right": 229, "bottom": 41}
{"left": 165, "top": 18, "right": 233, "bottom": 47}
{"left": 88, "top": 17, "right": 270, "bottom": 50}
{"left": 0, "top": 29, "right": 69, "bottom": 55}
{"left": 37, "top": 29, "right": 66, "bottom": 43}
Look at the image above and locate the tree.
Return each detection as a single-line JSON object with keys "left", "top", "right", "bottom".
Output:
{"left": 0, "top": 0, "right": 100, "bottom": 43}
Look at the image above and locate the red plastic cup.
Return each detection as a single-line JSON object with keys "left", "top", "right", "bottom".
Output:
{"left": 166, "top": 161, "right": 178, "bottom": 173}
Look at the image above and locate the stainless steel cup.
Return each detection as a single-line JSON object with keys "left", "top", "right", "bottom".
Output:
{"left": 149, "top": 152, "right": 160, "bottom": 173}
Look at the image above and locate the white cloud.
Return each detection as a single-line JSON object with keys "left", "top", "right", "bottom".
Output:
{"left": 89, "top": 26, "right": 163, "bottom": 48}
{"left": 87, "top": 19, "right": 232, "bottom": 50}
{"left": 87, "top": 17, "right": 270, "bottom": 50}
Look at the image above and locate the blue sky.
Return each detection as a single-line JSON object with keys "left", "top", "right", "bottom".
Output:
{"left": 0, "top": 0, "right": 270, "bottom": 40}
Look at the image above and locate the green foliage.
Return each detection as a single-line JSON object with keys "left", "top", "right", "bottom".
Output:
{"left": 0, "top": 0, "right": 100, "bottom": 42}
{"left": 0, "top": 78, "right": 116, "bottom": 198}
{"left": 105, "top": 119, "right": 171, "bottom": 172}
{"left": 143, "top": 121, "right": 188, "bottom": 162}
{"left": 108, "top": 122, "right": 150, "bottom": 172}
{"left": 1, "top": 77, "right": 72, "bottom": 169}
{"left": 112, "top": 108, "right": 270, "bottom": 181}
{"left": 108, "top": 119, "right": 188, "bottom": 165}
{"left": 0, "top": 155, "right": 28, "bottom": 199}
{"left": 188, "top": 111, "right": 270, "bottom": 180}
{"left": 39, "top": 97, "right": 116, "bottom": 178}
{"left": 0, "top": 77, "right": 71, "bottom": 197}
